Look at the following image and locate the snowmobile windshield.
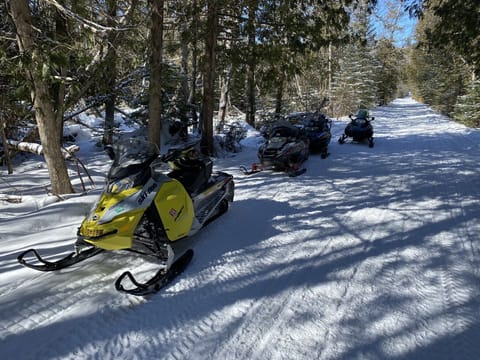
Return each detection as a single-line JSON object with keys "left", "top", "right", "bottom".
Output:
{"left": 269, "top": 125, "right": 299, "bottom": 139}
{"left": 305, "top": 114, "right": 327, "bottom": 131}
{"left": 286, "top": 112, "right": 308, "bottom": 126}
{"left": 356, "top": 109, "right": 369, "bottom": 119}
{"left": 108, "top": 138, "right": 159, "bottom": 183}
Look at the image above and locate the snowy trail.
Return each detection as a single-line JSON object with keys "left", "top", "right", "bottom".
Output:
{"left": 1, "top": 98, "right": 480, "bottom": 360}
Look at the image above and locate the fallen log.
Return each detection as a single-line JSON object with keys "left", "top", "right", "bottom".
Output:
{"left": 5, "top": 140, "right": 79, "bottom": 160}
{"left": 0, "top": 194, "right": 22, "bottom": 203}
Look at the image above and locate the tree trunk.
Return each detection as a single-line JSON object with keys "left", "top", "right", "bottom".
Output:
{"left": 103, "top": 0, "right": 118, "bottom": 146}
{"left": 180, "top": 24, "right": 190, "bottom": 123}
{"left": 189, "top": 0, "right": 199, "bottom": 126}
{"left": 274, "top": 69, "right": 285, "bottom": 115}
{"left": 328, "top": 42, "right": 332, "bottom": 98}
{"left": 217, "top": 65, "right": 232, "bottom": 132}
{"left": 245, "top": 0, "right": 257, "bottom": 126}
{"left": 10, "top": 0, "right": 73, "bottom": 195}
{"left": 148, "top": 0, "right": 164, "bottom": 148}
{"left": 0, "top": 118, "right": 13, "bottom": 174}
{"left": 53, "top": 7, "right": 68, "bottom": 145}
{"left": 200, "top": 0, "right": 219, "bottom": 155}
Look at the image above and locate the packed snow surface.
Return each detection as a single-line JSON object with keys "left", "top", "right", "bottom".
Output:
{"left": 1, "top": 98, "right": 479, "bottom": 360}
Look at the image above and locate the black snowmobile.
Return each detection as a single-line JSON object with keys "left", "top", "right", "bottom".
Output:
{"left": 302, "top": 111, "right": 332, "bottom": 158}
{"left": 17, "top": 138, "right": 234, "bottom": 296}
{"left": 338, "top": 109, "right": 374, "bottom": 147}
{"left": 242, "top": 121, "right": 309, "bottom": 177}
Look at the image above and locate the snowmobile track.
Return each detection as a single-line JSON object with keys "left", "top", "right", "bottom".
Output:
{"left": 0, "top": 255, "right": 145, "bottom": 359}
{"left": 3, "top": 99, "right": 480, "bottom": 360}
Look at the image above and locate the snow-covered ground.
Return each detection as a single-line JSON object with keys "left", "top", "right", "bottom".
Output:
{"left": 1, "top": 98, "right": 479, "bottom": 360}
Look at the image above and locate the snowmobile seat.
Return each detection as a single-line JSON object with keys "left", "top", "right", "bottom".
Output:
{"left": 271, "top": 126, "right": 299, "bottom": 139}
{"left": 168, "top": 155, "right": 213, "bottom": 195}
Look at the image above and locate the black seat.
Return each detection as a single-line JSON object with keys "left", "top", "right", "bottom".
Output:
{"left": 169, "top": 156, "right": 212, "bottom": 195}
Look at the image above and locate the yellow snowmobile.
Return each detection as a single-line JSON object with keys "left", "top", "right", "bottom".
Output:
{"left": 17, "top": 138, "right": 234, "bottom": 295}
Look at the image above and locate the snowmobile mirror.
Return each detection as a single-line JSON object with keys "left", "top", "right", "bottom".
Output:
{"left": 104, "top": 145, "right": 115, "bottom": 160}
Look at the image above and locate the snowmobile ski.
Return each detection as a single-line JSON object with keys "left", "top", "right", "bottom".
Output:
{"left": 240, "top": 164, "right": 263, "bottom": 175}
{"left": 241, "top": 163, "right": 306, "bottom": 177}
{"left": 288, "top": 168, "right": 307, "bottom": 177}
{"left": 114, "top": 249, "right": 194, "bottom": 296}
{"left": 17, "top": 247, "right": 103, "bottom": 272}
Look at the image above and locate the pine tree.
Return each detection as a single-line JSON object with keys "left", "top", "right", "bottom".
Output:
{"left": 453, "top": 80, "right": 480, "bottom": 127}
{"left": 330, "top": 1, "right": 379, "bottom": 116}
{"left": 407, "top": 8, "right": 469, "bottom": 115}
{"left": 407, "top": 0, "right": 480, "bottom": 78}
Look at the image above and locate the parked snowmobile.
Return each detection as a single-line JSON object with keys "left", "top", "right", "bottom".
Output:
{"left": 338, "top": 109, "right": 374, "bottom": 147}
{"left": 243, "top": 121, "right": 309, "bottom": 177}
{"left": 17, "top": 138, "right": 234, "bottom": 295}
{"left": 302, "top": 112, "right": 332, "bottom": 158}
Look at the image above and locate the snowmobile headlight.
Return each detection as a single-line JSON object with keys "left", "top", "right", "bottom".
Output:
{"left": 107, "top": 177, "right": 135, "bottom": 194}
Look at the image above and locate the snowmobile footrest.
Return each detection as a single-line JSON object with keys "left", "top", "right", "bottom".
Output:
{"left": 115, "top": 249, "right": 194, "bottom": 296}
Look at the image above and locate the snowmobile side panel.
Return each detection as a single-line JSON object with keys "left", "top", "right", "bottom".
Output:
{"left": 154, "top": 179, "right": 194, "bottom": 241}
{"left": 115, "top": 249, "right": 194, "bottom": 296}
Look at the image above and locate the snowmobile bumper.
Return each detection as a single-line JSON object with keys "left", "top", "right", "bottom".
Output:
{"left": 77, "top": 210, "right": 143, "bottom": 250}
{"left": 77, "top": 233, "right": 131, "bottom": 251}
{"left": 76, "top": 230, "right": 133, "bottom": 251}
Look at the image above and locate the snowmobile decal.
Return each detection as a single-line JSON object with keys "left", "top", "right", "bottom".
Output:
{"left": 154, "top": 179, "right": 194, "bottom": 241}
{"left": 137, "top": 181, "right": 159, "bottom": 205}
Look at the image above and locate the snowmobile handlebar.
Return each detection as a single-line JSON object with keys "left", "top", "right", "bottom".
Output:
{"left": 161, "top": 147, "right": 187, "bottom": 162}
{"left": 348, "top": 114, "right": 375, "bottom": 121}
{"left": 160, "top": 144, "right": 201, "bottom": 163}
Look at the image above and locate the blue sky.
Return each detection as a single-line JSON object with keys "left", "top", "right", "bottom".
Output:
{"left": 372, "top": 0, "right": 418, "bottom": 47}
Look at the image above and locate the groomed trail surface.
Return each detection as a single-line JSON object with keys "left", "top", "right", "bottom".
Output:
{"left": 1, "top": 98, "right": 480, "bottom": 359}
